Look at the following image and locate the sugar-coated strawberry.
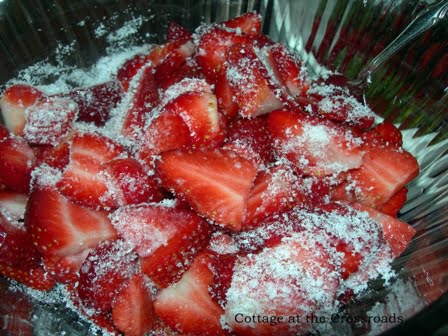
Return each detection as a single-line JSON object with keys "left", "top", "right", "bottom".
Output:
{"left": 222, "top": 12, "right": 262, "bottom": 35}
{"left": 25, "top": 184, "right": 117, "bottom": 257}
{"left": 225, "top": 116, "right": 273, "bottom": 165}
{"left": 208, "top": 252, "right": 237, "bottom": 308}
{"left": 214, "top": 69, "right": 239, "bottom": 120}
{"left": 0, "top": 137, "right": 36, "bottom": 193}
{"left": 362, "top": 121, "right": 403, "bottom": 150}
{"left": 265, "top": 43, "right": 309, "bottom": 97}
{"left": 226, "top": 43, "right": 284, "bottom": 117}
{"left": 57, "top": 132, "right": 125, "bottom": 209}
{"left": 196, "top": 26, "right": 253, "bottom": 82}
{"left": 0, "top": 84, "right": 44, "bottom": 135}
{"left": 110, "top": 202, "right": 212, "bottom": 287}
{"left": 34, "top": 137, "right": 71, "bottom": 170}
{"left": 166, "top": 21, "right": 192, "bottom": 42}
{"left": 157, "top": 149, "right": 258, "bottom": 231}
{"left": 77, "top": 239, "right": 139, "bottom": 313}
{"left": 155, "top": 252, "right": 227, "bottom": 335}
{"left": 224, "top": 233, "right": 340, "bottom": 335}
{"left": 43, "top": 248, "right": 91, "bottom": 283}
{"left": 379, "top": 187, "right": 408, "bottom": 217}
{"left": 146, "top": 39, "right": 195, "bottom": 67}
{"left": 121, "top": 65, "right": 160, "bottom": 139}
{"left": 0, "top": 191, "right": 27, "bottom": 221}
{"left": 0, "top": 214, "right": 55, "bottom": 290}
{"left": 111, "top": 273, "right": 157, "bottom": 336}
{"left": 24, "top": 96, "right": 78, "bottom": 145}
{"left": 154, "top": 56, "right": 200, "bottom": 90}
{"left": 335, "top": 241, "right": 363, "bottom": 280}
{"left": 68, "top": 81, "right": 122, "bottom": 126}
{"left": 101, "top": 158, "right": 164, "bottom": 205}
{"left": 243, "top": 165, "right": 306, "bottom": 229}
{"left": 350, "top": 202, "right": 416, "bottom": 257}
{"left": 268, "top": 109, "right": 364, "bottom": 176}
{"left": 348, "top": 147, "right": 419, "bottom": 208}
{"left": 117, "top": 54, "right": 150, "bottom": 92}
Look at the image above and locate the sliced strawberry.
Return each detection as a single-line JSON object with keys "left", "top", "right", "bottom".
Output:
{"left": 222, "top": 12, "right": 262, "bottom": 35}
{"left": 121, "top": 65, "right": 159, "bottom": 139}
{"left": 43, "top": 248, "right": 91, "bottom": 283}
{"left": 349, "top": 147, "right": 419, "bottom": 208}
{"left": 36, "top": 137, "right": 71, "bottom": 170}
{"left": 0, "top": 84, "right": 44, "bottom": 135}
{"left": 265, "top": 43, "right": 309, "bottom": 97}
{"left": 226, "top": 43, "right": 284, "bottom": 117}
{"left": 351, "top": 202, "right": 416, "bottom": 257}
{"left": 57, "top": 132, "right": 125, "bottom": 209}
{"left": 208, "top": 252, "right": 237, "bottom": 308}
{"left": 225, "top": 116, "right": 273, "bottom": 165}
{"left": 196, "top": 26, "right": 253, "bottom": 82}
{"left": 0, "top": 137, "right": 36, "bottom": 193}
{"left": 268, "top": 109, "right": 363, "bottom": 176}
{"left": 214, "top": 69, "right": 239, "bottom": 121}
{"left": 117, "top": 54, "right": 149, "bottom": 92}
{"left": 25, "top": 185, "right": 117, "bottom": 257}
{"left": 154, "top": 55, "right": 200, "bottom": 90}
{"left": 101, "top": 158, "right": 164, "bottom": 205}
{"left": 156, "top": 149, "right": 258, "bottom": 231}
{"left": 0, "top": 214, "right": 55, "bottom": 290}
{"left": 110, "top": 202, "right": 212, "bottom": 287}
{"left": 362, "top": 121, "right": 403, "bottom": 150}
{"left": 111, "top": 273, "right": 157, "bottom": 336}
{"left": 166, "top": 21, "right": 192, "bottom": 42}
{"left": 24, "top": 96, "right": 78, "bottom": 145}
{"left": 224, "top": 233, "right": 339, "bottom": 335}
{"left": 335, "top": 241, "right": 362, "bottom": 280}
{"left": 154, "top": 252, "right": 227, "bottom": 335}
{"left": 68, "top": 81, "right": 122, "bottom": 126}
{"left": 138, "top": 113, "right": 191, "bottom": 167}
{"left": 0, "top": 191, "right": 27, "bottom": 221}
{"left": 379, "top": 187, "right": 408, "bottom": 217}
{"left": 78, "top": 239, "right": 139, "bottom": 313}
{"left": 243, "top": 165, "right": 306, "bottom": 229}
{"left": 146, "top": 39, "right": 195, "bottom": 71}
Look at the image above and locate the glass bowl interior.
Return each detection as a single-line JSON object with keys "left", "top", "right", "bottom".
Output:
{"left": 0, "top": 0, "right": 446, "bottom": 335}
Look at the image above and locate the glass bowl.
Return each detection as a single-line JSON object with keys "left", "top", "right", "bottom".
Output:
{"left": 0, "top": 0, "right": 446, "bottom": 335}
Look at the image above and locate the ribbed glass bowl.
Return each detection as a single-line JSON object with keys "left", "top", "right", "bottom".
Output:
{"left": 0, "top": 0, "right": 446, "bottom": 335}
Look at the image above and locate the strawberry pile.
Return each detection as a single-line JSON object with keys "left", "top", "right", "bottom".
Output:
{"left": 0, "top": 12, "right": 419, "bottom": 336}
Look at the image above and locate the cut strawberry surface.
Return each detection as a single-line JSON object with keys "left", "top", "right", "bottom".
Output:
{"left": 0, "top": 84, "right": 44, "bottom": 135}
{"left": 268, "top": 109, "right": 364, "bottom": 176}
{"left": 349, "top": 147, "right": 419, "bottom": 208}
{"left": 35, "top": 138, "right": 71, "bottom": 170}
{"left": 43, "top": 248, "right": 91, "bottom": 283}
{"left": 155, "top": 252, "right": 227, "bottom": 336}
{"left": 265, "top": 43, "right": 309, "bottom": 97}
{"left": 222, "top": 12, "right": 262, "bottom": 35}
{"left": 351, "top": 203, "right": 416, "bottom": 257}
{"left": 154, "top": 55, "right": 200, "bottom": 90}
{"left": 214, "top": 69, "right": 239, "bottom": 121}
{"left": 166, "top": 21, "right": 192, "bottom": 42}
{"left": 24, "top": 96, "right": 78, "bottom": 145}
{"left": 226, "top": 43, "right": 284, "bottom": 117}
{"left": 0, "top": 191, "right": 27, "bottom": 221}
{"left": 146, "top": 39, "right": 195, "bottom": 68}
{"left": 0, "top": 137, "right": 36, "bottom": 193}
{"left": 208, "top": 252, "right": 237, "bottom": 308}
{"left": 121, "top": 65, "right": 159, "bottom": 139}
{"left": 77, "top": 239, "right": 139, "bottom": 313}
{"left": 67, "top": 81, "right": 122, "bottom": 126}
{"left": 111, "top": 202, "right": 212, "bottom": 287}
{"left": 117, "top": 54, "right": 149, "bottom": 92}
{"left": 196, "top": 26, "right": 253, "bottom": 82}
{"left": 25, "top": 185, "right": 117, "bottom": 257}
{"left": 243, "top": 165, "right": 306, "bottom": 229}
{"left": 57, "top": 132, "right": 125, "bottom": 208}
{"left": 157, "top": 149, "right": 258, "bottom": 230}
{"left": 111, "top": 273, "right": 157, "bottom": 336}
{"left": 379, "top": 187, "right": 408, "bottom": 217}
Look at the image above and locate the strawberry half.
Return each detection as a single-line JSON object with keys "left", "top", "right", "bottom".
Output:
{"left": 0, "top": 137, "right": 36, "bottom": 193}
{"left": 24, "top": 96, "right": 78, "bottom": 145}
{"left": 110, "top": 202, "right": 212, "bottom": 287}
{"left": 0, "top": 84, "right": 44, "bottom": 135}
{"left": 268, "top": 109, "right": 364, "bottom": 176}
{"left": 77, "top": 239, "right": 139, "bottom": 313}
{"left": 226, "top": 43, "right": 284, "bottom": 117}
{"left": 222, "top": 12, "right": 262, "bottom": 35}
{"left": 154, "top": 252, "right": 227, "bottom": 335}
{"left": 349, "top": 147, "right": 419, "bottom": 208}
{"left": 0, "top": 214, "right": 55, "bottom": 290}
{"left": 25, "top": 184, "right": 117, "bottom": 258}
{"left": 68, "top": 81, "right": 122, "bottom": 126}
{"left": 157, "top": 149, "right": 258, "bottom": 231}
{"left": 111, "top": 273, "right": 157, "bottom": 336}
